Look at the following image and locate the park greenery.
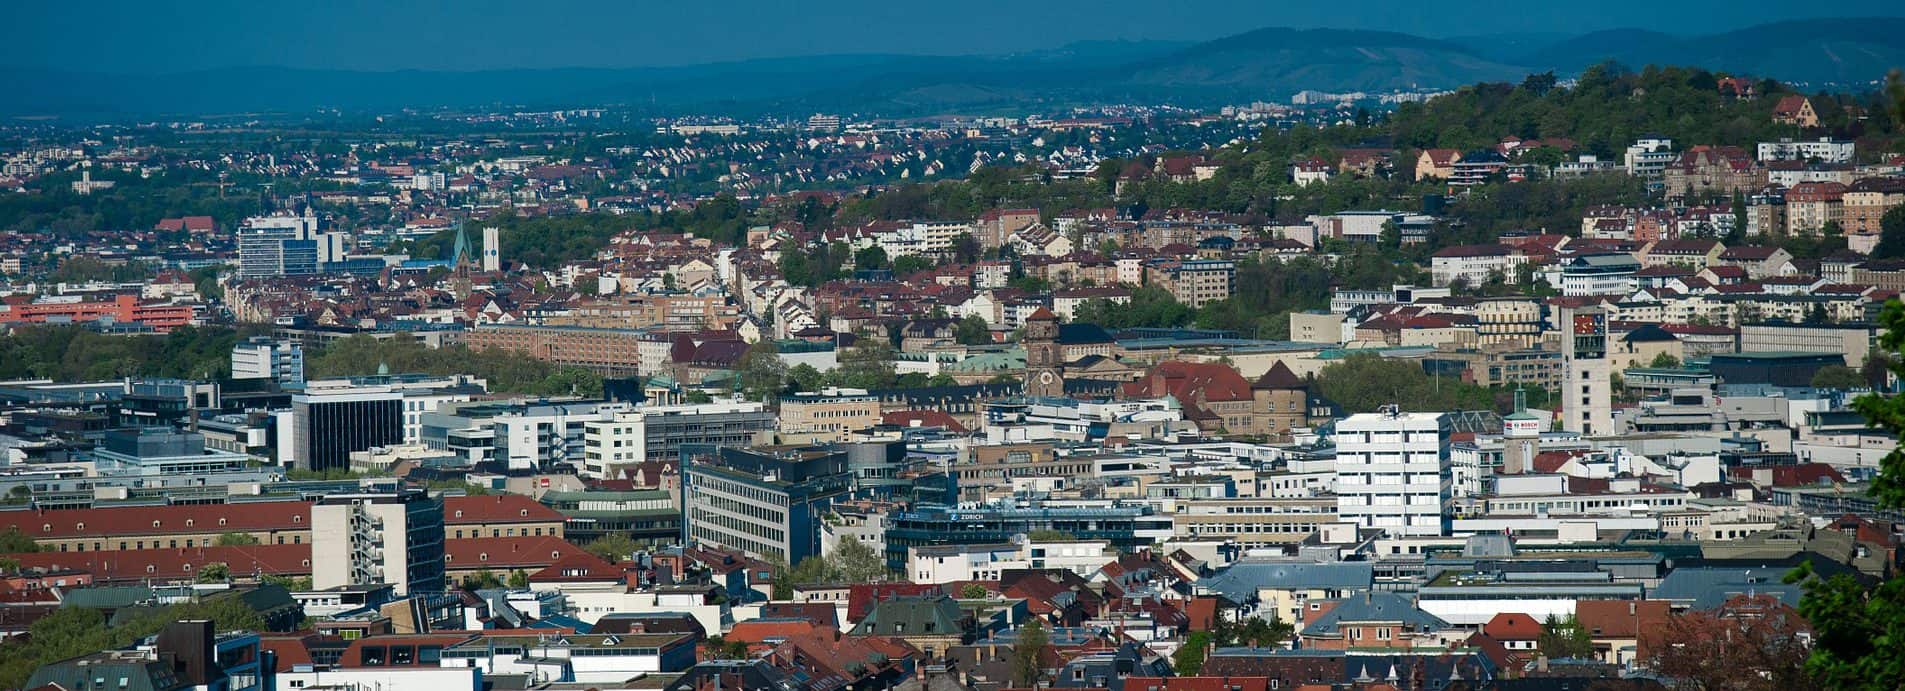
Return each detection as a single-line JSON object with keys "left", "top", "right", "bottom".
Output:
{"left": 0, "top": 591, "right": 270, "bottom": 688}
{"left": 306, "top": 335, "right": 604, "bottom": 398}
{"left": 0, "top": 325, "right": 263, "bottom": 382}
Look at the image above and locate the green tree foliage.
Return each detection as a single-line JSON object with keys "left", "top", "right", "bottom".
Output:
{"left": 0, "top": 325, "right": 256, "bottom": 382}
{"left": 1649, "top": 353, "right": 1682, "bottom": 369}
{"left": 306, "top": 335, "right": 602, "bottom": 397}
{"left": 1024, "top": 530, "right": 1076, "bottom": 542}
{"left": 0, "top": 592, "right": 269, "bottom": 688}
{"left": 1012, "top": 619, "right": 1048, "bottom": 687}
{"left": 781, "top": 537, "right": 892, "bottom": 588}
{"left": 1173, "top": 631, "right": 1212, "bottom": 675}
{"left": 0, "top": 528, "right": 41, "bottom": 553}
{"left": 736, "top": 341, "right": 788, "bottom": 402}
{"left": 1795, "top": 299, "right": 1905, "bottom": 688}
{"left": 1812, "top": 365, "right": 1866, "bottom": 390}
{"left": 214, "top": 532, "right": 260, "bottom": 546}
{"left": 196, "top": 563, "right": 230, "bottom": 584}
{"left": 834, "top": 339, "right": 898, "bottom": 389}
{"left": 463, "top": 569, "right": 504, "bottom": 590}
{"left": 46, "top": 256, "right": 152, "bottom": 284}
{"left": 0, "top": 169, "right": 267, "bottom": 238}
{"left": 1072, "top": 285, "right": 1193, "bottom": 329}
{"left": 1316, "top": 353, "right": 1537, "bottom": 414}
{"left": 1871, "top": 206, "right": 1905, "bottom": 260}
{"left": 954, "top": 315, "right": 993, "bottom": 345}
{"left": 1212, "top": 614, "right": 1295, "bottom": 649}
{"left": 584, "top": 534, "right": 641, "bottom": 563}
{"left": 507, "top": 569, "right": 530, "bottom": 589}
{"left": 853, "top": 246, "right": 889, "bottom": 271}
{"left": 1537, "top": 614, "right": 1596, "bottom": 659}
{"left": 702, "top": 636, "right": 751, "bottom": 660}
{"left": 406, "top": 202, "right": 754, "bottom": 267}
{"left": 960, "top": 583, "right": 990, "bottom": 599}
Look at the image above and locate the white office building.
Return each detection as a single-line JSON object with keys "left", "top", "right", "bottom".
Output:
{"left": 1334, "top": 409, "right": 1452, "bottom": 537}
{"left": 230, "top": 336, "right": 303, "bottom": 383}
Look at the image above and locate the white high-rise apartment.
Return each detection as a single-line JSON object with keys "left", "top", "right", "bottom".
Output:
{"left": 312, "top": 489, "right": 445, "bottom": 596}
{"left": 1335, "top": 408, "right": 1452, "bottom": 537}
{"left": 230, "top": 336, "right": 304, "bottom": 383}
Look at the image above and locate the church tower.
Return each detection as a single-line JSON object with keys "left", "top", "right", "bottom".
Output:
{"left": 1023, "top": 307, "right": 1065, "bottom": 398}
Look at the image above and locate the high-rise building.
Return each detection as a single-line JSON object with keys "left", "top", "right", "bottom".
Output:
{"left": 279, "top": 383, "right": 403, "bottom": 472}
{"left": 230, "top": 336, "right": 304, "bottom": 383}
{"left": 482, "top": 226, "right": 501, "bottom": 273}
{"left": 580, "top": 401, "right": 775, "bottom": 478}
{"left": 237, "top": 210, "right": 321, "bottom": 278}
{"left": 1559, "top": 305, "right": 1613, "bottom": 436}
{"left": 1335, "top": 408, "right": 1452, "bottom": 537}
{"left": 682, "top": 445, "right": 853, "bottom": 564}
{"left": 312, "top": 489, "right": 445, "bottom": 595}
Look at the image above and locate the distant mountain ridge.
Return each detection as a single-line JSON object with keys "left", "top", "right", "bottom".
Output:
{"left": 1524, "top": 17, "right": 1905, "bottom": 85}
{"left": 3, "top": 18, "right": 1902, "bottom": 117}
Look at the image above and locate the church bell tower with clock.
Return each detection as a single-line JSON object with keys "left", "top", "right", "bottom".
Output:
{"left": 1023, "top": 307, "right": 1065, "bottom": 398}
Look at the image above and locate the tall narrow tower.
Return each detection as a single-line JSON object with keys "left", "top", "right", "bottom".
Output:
{"left": 1022, "top": 307, "right": 1065, "bottom": 398}
{"left": 1559, "top": 305, "right": 1612, "bottom": 436}
{"left": 1501, "top": 388, "right": 1542, "bottom": 474}
{"left": 482, "top": 227, "right": 501, "bottom": 273}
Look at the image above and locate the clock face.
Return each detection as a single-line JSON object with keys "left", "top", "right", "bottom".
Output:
{"left": 1038, "top": 371, "right": 1056, "bottom": 385}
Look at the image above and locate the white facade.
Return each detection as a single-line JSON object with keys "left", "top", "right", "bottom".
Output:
{"left": 231, "top": 337, "right": 303, "bottom": 383}
{"left": 1756, "top": 137, "right": 1855, "bottom": 164}
{"left": 583, "top": 412, "right": 648, "bottom": 479}
{"left": 1334, "top": 410, "right": 1452, "bottom": 537}
{"left": 312, "top": 490, "right": 443, "bottom": 596}
{"left": 907, "top": 539, "right": 1111, "bottom": 584}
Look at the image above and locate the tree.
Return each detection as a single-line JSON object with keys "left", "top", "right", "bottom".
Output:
{"left": 1025, "top": 529, "right": 1075, "bottom": 541}
{"left": 703, "top": 636, "right": 750, "bottom": 660}
{"left": 1645, "top": 594, "right": 1818, "bottom": 691}
{"left": 961, "top": 583, "right": 990, "bottom": 599}
{"left": 1812, "top": 365, "right": 1866, "bottom": 390}
{"left": 584, "top": 533, "right": 641, "bottom": 563}
{"left": 836, "top": 339, "right": 898, "bottom": 389}
{"left": 788, "top": 363, "right": 826, "bottom": 392}
{"left": 953, "top": 315, "right": 992, "bottom": 345}
{"left": 854, "top": 246, "right": 889, "bottom": 271}
{"left": 463, "top": 569, "right": 503, "bottom": 589}
{"left": 1794, "top": 298, "right": 1905, "bottom": 688}
{"left": 1537, "top": 614, "right": 1595, "bottom": 660}
{"left": 1873, "top": 206, "right": 1905, "bottom": 260}
{"left": 1649, "top": 352, "right": 1682, "bottom": 369}
{"left": 736, "top": 340, "right": 788, "bottom": 402}
{"left": 1173, "top": 630, "right": 1212, "bottom": 675}
{"left": 214, "top": 531, "right": 260, "bottom": 546}
{"left": 1012, "top": 619, "right": 1048, "bottom": 686}
{"left": 0, "top": 527, "right": 40, "bottom": 553}
{"left": 196, "top": 563, "right": 230, "bottom": 584}
{"left": 830, "top": 537, "right": 890, "bottom": 583}
{"left": 507, "top": 569, "right": 530, "bottom": 589}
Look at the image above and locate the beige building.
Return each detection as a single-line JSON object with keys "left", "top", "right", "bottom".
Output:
{"left": 1145, "top": 259, "right": 1235, "bottom": 308}
{"left": 779, "top": 388, "right": 883, "bottom": 442}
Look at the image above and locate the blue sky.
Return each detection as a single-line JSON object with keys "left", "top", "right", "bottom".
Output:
{"left": 7, "top": 0, "right": 1903, "bottom": 73}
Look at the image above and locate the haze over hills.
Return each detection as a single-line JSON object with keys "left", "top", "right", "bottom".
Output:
{"left": 3, "top": 18, "right": 1902, "bottom": 118}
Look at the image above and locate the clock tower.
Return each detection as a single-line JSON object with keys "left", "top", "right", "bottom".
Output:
{"left": 1023, "top": 307, "right": 1065, "bottom": 398}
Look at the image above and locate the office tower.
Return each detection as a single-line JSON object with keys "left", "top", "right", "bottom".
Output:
{"left": 1559, "top": 305, "right": 1613, "bottom": 436}
{"left": 1335, "top": 407, "right": 1453, "bottom": 537}
{"left": 280, "top": 383, "right": 403, "bottom": 472}
{"left": 313, "top": 489, "right": 445, "bottom": 595}
{"left": 682, "top": 446, "right": 853, "bottom": 564}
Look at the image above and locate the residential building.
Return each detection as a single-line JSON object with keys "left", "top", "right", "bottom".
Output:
{"left": 464, "top": 325, "right": 647, "bottom": 376}
{"left": 779, "top": 388, "right": 883, "bottom": 442}
{"left": 312, "top": 489, "right": 446, "bottom": 596}
{"left": 1334, "top": 409, "right": 1452, "bottom": 537}
{"left": 1757, "top": 137, "right": 1854, "bottom": 163}
{"left": 1146, "top": 259, "right": 1235, "bottom": 308}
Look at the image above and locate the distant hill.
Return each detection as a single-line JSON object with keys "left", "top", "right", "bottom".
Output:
{"left": 1523, "top": 18, "right": 1905, "bottom": 86}
{"left": 4, "top": 19, "right": 1903, "bottom": 118}
{"left": 1115, "top": 27, "right": 1527, "bottom": 98}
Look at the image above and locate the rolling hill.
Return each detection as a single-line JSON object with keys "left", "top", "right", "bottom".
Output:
{"left": 4, "top": 19, "right": 1903, "bottom": 118}
{"left": 1523, "top": 18, "right": 1905, "bottom": 86}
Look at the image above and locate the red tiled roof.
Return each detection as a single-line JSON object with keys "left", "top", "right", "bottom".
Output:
{"left": 443, "top": 495, "right": 566, "bottom": 525}
{"left": 443, "top": 536, "right": 590, "bottom": 571}
{"left": 0, "top": 544, "right": 312, "bottom": 583}
{"left": 880, "top": 410, "right": 970, "bottom": 434}
{"left": 0, "top": 502, "right": 311, "bottom": 540}
{"left": 1482, "top": 612, "right": 1543, "bottom": 640}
